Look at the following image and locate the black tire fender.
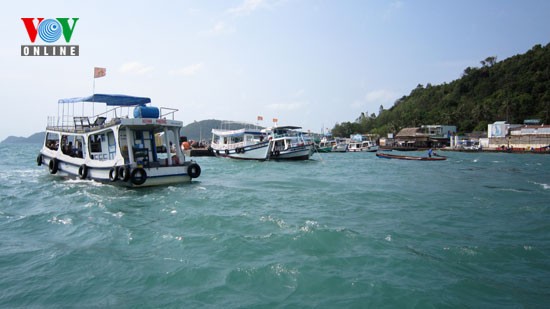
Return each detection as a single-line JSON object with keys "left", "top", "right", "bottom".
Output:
{"left": 118, "top": 166, "right": 130, "bottom": 182}
{"left": 109, "top": 167, "right": 118, "bottom": 182}
{"left": 187, "top": 163, "right": 201, "bottom": 179}
{"left": 130, "top": 168, "right": 147, "bottom": 186}
{"left": 78, "top": 164, "right": 88, "bottom": 179}
{"left": 48, "top": 158, "right": 58, "bottom": 174}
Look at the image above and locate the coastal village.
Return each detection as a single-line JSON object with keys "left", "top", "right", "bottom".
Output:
{"left": 379, "top": 121, "right": 550, "bottom": 153}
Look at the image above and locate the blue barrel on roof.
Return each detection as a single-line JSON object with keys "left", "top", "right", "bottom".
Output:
{"left": 134, "top": 105, "right": 160, "bottom": 118}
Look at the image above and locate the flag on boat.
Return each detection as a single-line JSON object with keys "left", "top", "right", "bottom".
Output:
{"left": 257, "top": 116, "right": 263, "bottom": 121}
{"left": 94, "top": 67, "right": 106, "bottom": 78}
{"left": 272, "top": 118, "right": 278, "bottom": 123}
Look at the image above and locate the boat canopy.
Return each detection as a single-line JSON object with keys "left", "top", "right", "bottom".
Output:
{"left": 58, "top": 94, "right": 151, "bottom": 106}
{"left": 212, "top": 128, "right": 264, "bottom": 137}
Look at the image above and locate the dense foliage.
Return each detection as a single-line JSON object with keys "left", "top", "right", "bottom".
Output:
{"left": 332, "top": 43, "right": 550, "bottom": 137}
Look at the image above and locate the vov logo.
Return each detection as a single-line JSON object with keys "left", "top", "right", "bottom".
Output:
{"left": 21, "top": 18, "right": 80, "bottom": 56}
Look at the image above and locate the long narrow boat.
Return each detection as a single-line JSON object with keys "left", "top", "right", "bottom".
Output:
{"left": 37, "top": 94, "right": 201, "bottom": 187}
{"left": 375, "top": 152, "right": 447, "bottom": 161}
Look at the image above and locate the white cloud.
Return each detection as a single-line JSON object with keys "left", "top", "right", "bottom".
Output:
{"left": 204, "top": 21, "right": 235, "bottom": 36}
{"left": 118, "top": 61, "right": 154, "bottom": 75}
{"left": 227, "top": 0, "right": 266, "bottom": 16}
{"left": 170, "top": 63, "right": 204, "bottom": 76}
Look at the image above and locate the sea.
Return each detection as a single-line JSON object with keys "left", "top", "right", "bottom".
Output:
{"left": 1, "top": 143, "right": 549, "bottom": 308}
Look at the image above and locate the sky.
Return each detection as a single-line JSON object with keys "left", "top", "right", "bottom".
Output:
{"left": 2, "top": 0, "right": 550, "bottom": 141}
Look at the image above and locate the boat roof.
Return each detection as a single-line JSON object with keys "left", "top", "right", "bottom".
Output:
{"left": 212, "top": 128, "right": 264, "bottom": 137}
{"left": 274, "top": 126, "right": 302, "bottom": 130}
{"left": 58, "top": 94, "right": 151, "bottom": 106}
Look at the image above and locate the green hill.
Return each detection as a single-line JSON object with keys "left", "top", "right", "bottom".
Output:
{"left": 332, "top": 43, "right": 550, "bottom": 136}
{"left": 1, "top": 132, "right": 45, "bottom": 144}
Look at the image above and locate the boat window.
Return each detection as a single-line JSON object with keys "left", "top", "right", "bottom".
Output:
{"left": 89, "top": 134, "right": 103, "bottom": 153}
{"left": 233, "top": 136, "right": 243, "bottom": 144}
{"left": 107, "top": 131, "right": 116, "bottom": 160}
{"left": 74, "top": 136, "right": 85, "bottom": 158}
{"left": 45, "top": 132, "right": 59, "bottom": 151}
{"left": 61, "top": 135, "right": 75, "bottom": 156}
{"left": 89, "top": 133, "right": 110, "bottom": 161}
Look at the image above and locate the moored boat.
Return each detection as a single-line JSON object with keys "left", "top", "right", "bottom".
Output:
{"left": 37, "top": 94, "right": 201, "bottom": 187}
{"left": 375, "top": 152, "right": 447, "bottom": 161}
{"left": 332, "top": 138, "right": 349, "bottom": 152}
{"left": 267, "top": 126, "right": 314, "bottom": 160}
{"left": 210, "top": 127, "right": 270, "bottom": 160}
{"left": 315, "top": 136, "right": 333, "bottom": 153}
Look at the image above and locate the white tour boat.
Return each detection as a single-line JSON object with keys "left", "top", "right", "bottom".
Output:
{"left": 347, "top": 134, "right": 379, "bottom": 152}
{"left": 210, "top": 127, "right": 270, "bottom": 160}
{"left": 37, "top": 94, "right": 201, "bottom": 187}
{"left": 267, "top": 126, "right": 314, "bottom": 160}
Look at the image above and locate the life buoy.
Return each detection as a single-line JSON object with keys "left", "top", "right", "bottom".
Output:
{"left": 118, "top": 166, "right": 131, "bottom": 182}
{"left": 48, "top": 158, "right": 58, "bottom": 174}
{"left": 109, "top": 167, "right": 118, "bottom": 182}
{"left": 78, "top": 164, "right": 88, "bottom": 179}
{"left": 37, "top": 154, "right": 43, "bottom": 166}
{"left": 187, "top": 163, "right": 201, "bottom": 179}
{"left": 130, "top": 168, "right": 147, "bottom": 185}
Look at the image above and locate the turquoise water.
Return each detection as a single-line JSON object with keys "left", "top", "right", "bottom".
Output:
{"left": 1, "top": 143, "right": 549, "bottom": 307}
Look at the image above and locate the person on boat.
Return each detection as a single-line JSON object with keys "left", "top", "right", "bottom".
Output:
{"left": 427, "top": 148, "right": 433, "bottom": 158}
{"left": 181, "top": 141, "right": 190, "bottom": 151}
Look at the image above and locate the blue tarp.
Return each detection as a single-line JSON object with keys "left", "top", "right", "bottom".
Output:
{"left": 58, "top": 94, "right": 151, "bottom": 106}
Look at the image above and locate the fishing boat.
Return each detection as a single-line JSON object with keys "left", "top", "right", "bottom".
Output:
{"left": 375, "top": 152, "right": 447, "bottom": 161}
{"left": 210, "top": 127, "right": 270, "bottom": 160}
{"left": 332, "top": 138, "right": 349, "bottom": 152}
{"left": 267, "top": 126, "right": 314, "bottom": 160}
{"left": 315, "top": 136, "right": 333, "bottom": 153}
{"left": 362, "top": 140, "right": 379, "bottom": 152}
{"left": 347, "top": 139, "right": 379, "bottom": 152}
{"left": 37, "top": 94, "right": 201, "bottom": 187}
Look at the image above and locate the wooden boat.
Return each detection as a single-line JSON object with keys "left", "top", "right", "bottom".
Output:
{"left": 376, "top": 152, "right": 447, "bottom": 161}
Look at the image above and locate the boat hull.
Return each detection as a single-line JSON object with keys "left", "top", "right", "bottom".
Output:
{"left": 38, "top": 153, "right": 196, "bottom": 187}
{"left": 269, "top": 145, "right": 313, "bottom": 160}
{"left": 212, "top": 142, "right": 270, "bottom": 160}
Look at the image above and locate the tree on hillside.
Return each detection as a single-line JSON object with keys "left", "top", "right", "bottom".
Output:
{"left": 331, "top": 43, "right": 550, "bottom": 136}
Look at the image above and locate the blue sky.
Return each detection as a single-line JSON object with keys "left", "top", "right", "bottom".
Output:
{"left": 2, "top": 0, "right": 549, "bottom": 141}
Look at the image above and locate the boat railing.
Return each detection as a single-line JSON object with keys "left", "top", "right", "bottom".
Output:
{"left": 160, "top": 107, "right": 178, "bottom": 120}
{"left": 47, "top": 105, "right": 179, "bottom": 132}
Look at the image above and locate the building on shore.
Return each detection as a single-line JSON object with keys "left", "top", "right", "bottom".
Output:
{"left": 393, "top": 125, "right": 456, "bottom": 149}
{"left": 485, "top": 120, "right": 550, "bottom": 150}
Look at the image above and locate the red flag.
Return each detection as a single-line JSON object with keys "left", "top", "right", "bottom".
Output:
{"left": 257, "top": 116, "right": 263, "bottom": 121}
{"left": 272, "top": 118, "right": 278, "bottom": 123}
{"left": 94, "top": 67, "right": 106, "bottom": 78}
